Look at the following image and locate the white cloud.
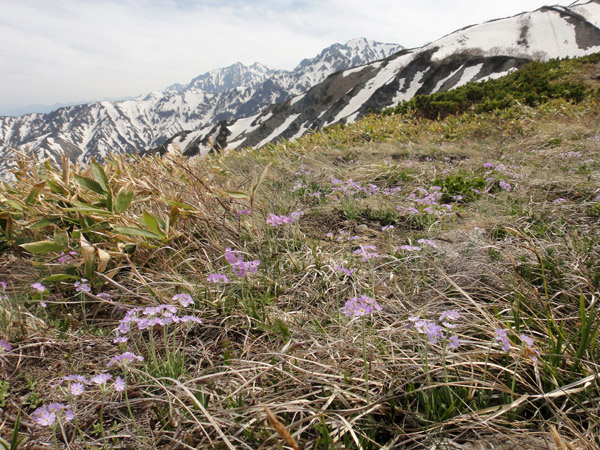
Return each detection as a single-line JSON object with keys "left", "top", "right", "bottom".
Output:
{"left": 0, "top": 0, "right": 570, "bottom": 109}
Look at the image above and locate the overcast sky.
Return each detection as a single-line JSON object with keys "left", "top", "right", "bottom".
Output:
{"left": 0, "top": 0, "right": 572, "bottom": 113}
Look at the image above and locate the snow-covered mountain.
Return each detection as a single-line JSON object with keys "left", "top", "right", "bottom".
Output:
{"left": 0, "top": 38, "right": 403, "bottom": 169}
{"left": 172, "top": 0, "right": 600, "bottom": 156}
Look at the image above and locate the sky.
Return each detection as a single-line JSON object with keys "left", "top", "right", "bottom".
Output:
{"left": 0, "top": 0, "right": 573, "bottom": 115}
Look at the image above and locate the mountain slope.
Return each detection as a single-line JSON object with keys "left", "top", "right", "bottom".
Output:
{"left": 0, "top": 38, "right": 402, "bottom": 170}
{"left": 176, "top": 0, "right": 600, "bottom": 156}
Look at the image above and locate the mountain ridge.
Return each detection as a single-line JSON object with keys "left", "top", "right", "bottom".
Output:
{"left": 0, "top": 38, "right": 402, "bottom": 172}
{"left": 170, "top": 0, "right": 600, "bottom": 157}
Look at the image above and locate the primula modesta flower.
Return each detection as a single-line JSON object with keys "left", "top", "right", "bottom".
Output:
{"left": 353, "top": 246, "right": 379, "bottom": 262}
{"left": 114, "top": 376, "right": 126, "bottom": 392}
{"left": 107, "top": 351, "right": 144, "bottom": 367}
{"left": 32, "top": 407, "right": 56, "bottom": 427}
{"left": 520, "top": 334, "right": 534, "bottom": 347}
{"left": 173, "top": 293, "right": 194, "bottom": 307}
{"left": 97, "top": 292, "right": 113, "bottom": 301}
{"left": 31, "top": 282, "right": 46, "bottom": 292}
{"left": 74, "top": 280, "right": 91, "bottom": 293}
{"left": 495, "top": 328, "right": 511, "bottom": 352}
{"left": 224, "top": 248, "right": 261, "bottom": 277}
{"left": 448, "top": 335, "right": 460, "bottom": 349}
{"left": 414, "top": 320, "right": 444, "bottom": 344}
{"left": 342, "top": 295, "right": 382, "bottom": 317}
{"left": 91, "top": 373, "right": 113, "bottom": 385}
{"left": 439, "top": 310, "right": 460, "bottom": 322}
{"left": 70, "top": 382, "right": 85, "bottom": 396}
{"left": 397, "top": 245, "right": 422, "bottom": 252}
{"left": 520, "top": 333, "right": 540, "bottom": 360}
{"left": 207, "top": 273, "right": 229, "bottom": 283}
{"left": 0, "top": 281, "right": 6, "bottom": 289}
{"left": 499, "top": 181, "right": 512, "bottom": 192}
{"left": 417, "top": 238, "right": 438, "bottom": 248}
{"left": 334, "top": 266, "right": 356, "bottom": 276}
{"left": 32, "top": 403, "right": 73, "bottom": 426}
{"left": 0, "top": 339, "right": 11, "bottom": 352}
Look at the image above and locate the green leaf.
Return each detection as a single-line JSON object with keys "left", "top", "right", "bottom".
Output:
{"left": 27, "top": 219, "right": 59, "bottom": 230}
{"left": 74, "top": 174, "right": 105, "bottom": 195}
{"left": 91, "top": 161, "right": 109, "bottom": 193}
{"left": 63, "top": 205, "right": 114, "bottom": 216}
{"left": 106, "top": 188, "right": 113, "bottom": 214}
{"left": 19, "top": 241, "right": 66, "bottom": 254}
{"left": 222, "top": 190, "right": 250, "bottom": 200}
{"left": 113, "top": 226, "right": 163, "bottom": 240}
{"left": 53, "top": 229, "right": 69, "bottom": 249}
{"left": 114, "top": 189, "right": 134, "bottom": 214}
{"left": 25, "top": 181, "right": 46, "bottom": 206}
{"left": 43, "top": 274, "right": 79, "bottom": 283}
{"left": 6, "top": 200, "right": 23, "bottom": 211}
{"left": 142, "top": 211, "right": 165, "bottom": 236}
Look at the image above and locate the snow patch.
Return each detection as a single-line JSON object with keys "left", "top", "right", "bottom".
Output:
{"left": 256, "top": 113, "right": 300, "bottom": 148}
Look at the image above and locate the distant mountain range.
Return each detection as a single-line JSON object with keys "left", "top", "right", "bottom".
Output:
{"left": 166, "top": 0, "right": 600, "bottom": 157}
{"left": 2, "top": 1, "right": 600, "bottom": 172}
{"left": 0, "top": 38, "right": 402, "bottom": 171}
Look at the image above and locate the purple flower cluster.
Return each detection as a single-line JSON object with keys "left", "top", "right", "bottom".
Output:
{"left": 74, "top": 279, "right": 91, "bottom": 293}
{"left": 57, "top": 251, "right": 78, "bottom": 264}
{"left": 395, "top": 245, "right": 422, "bottom": 252}
{"left": 397, "top": 186, "right": 454, "bottom": 218}
{"left": 224, "top": 248, "right": 261, "bottom": 277}
{"left": 342, "top": 295, "right": 382, "bottom": 317}
{"left": 107, "top": 351, "right": 144, "bottom": 367}
{"left": 520, "top": 334, "right": 540, "bottom": 360}
{"left": 172, "top": 293, "right": 194, "bottom": 307}
{"left": 31, "top": 282, "right": 46, "bottom": 292}
{"left": 266, "top": 210, "right": 304, "bottom": 226}
{"left": 97, "top": 292, "right": 113, "bottom": 302}
{"left": 559, "top": 151, "right": 583, "bottom": 159}
{"left": 330, "top": 178, "right": 401, "bottom": 198}
{"left": 327, "top": 230, "right": 360, "bottom": 242}
{"left": 408, "top": 309, "right": 461, "bottom": 347}
{"left": 334, "top": 265, "right": 356, "bottom": 276}
{"left": 494, "top": 328, "right": 511, "bottom": 352}
{"left": 290, "top": 181, "right": 307, "bottom": 192}
{"left": 31, "top": 403, "right": 74, "bottom": 427}
{"left": 353, "top": 245, "right": 379, "bottom": 262}
{"left": 114, "top": 304, "right": 202, "bottom": 343}
{"left": 499, "top": 181, "right": 512, "bottom": 192}
{"left": 417, "top": 238, "right": 438, "bottom": 249}
{"left": 207, "top": 273, "right": 229, "bottom": 283}
{"left": 552, "top": 198, "right": 567, "bottom": 204}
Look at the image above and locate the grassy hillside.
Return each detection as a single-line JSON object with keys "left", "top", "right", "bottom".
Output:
{"left": 1, "top": 54, "right": 599, "bottom": 450}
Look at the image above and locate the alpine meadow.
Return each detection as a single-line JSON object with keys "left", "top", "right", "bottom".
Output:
{"left": 1, "top": 2, "right": 600, "bottom": 450}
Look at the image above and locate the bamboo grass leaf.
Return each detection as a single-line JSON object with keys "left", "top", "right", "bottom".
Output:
{"left": 74, "top": 174, "right": 105, "bottom": 195}
{"left": 20, "top": 240, "right": 66, "bottom": 253}
{"left": 25, "top": 181, "right": 46, "bottom": 206}
{"left": 91, "top": 160, "right": 109, "bottom": 193}
{"left": 113, "top": 226, "right": 163, "bottom": 240}
{"left": 114, "top": 189, "right": 134, "bottom": 214}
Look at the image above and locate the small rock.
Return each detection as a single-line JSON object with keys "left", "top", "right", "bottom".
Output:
{"left": 356, "top": 224, "right": 369, "bottom": 233}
